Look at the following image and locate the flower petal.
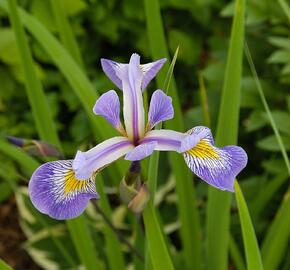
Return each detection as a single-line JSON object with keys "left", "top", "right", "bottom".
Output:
{"left": 147, "top": 90, "right": 174, "bottom": 129}
{"left": 140, "top": 129, "right": 187, "bottom": 152}
{"left": 101, "top": 57, "right": 166, "bottom": 91}
{"left": 100, "top": 58, "right": 124, "bottom": 89}
{"left": 120, "top": 54, "right": 145, "bottom": 141}
{"left": 73, "top": 137, "right": 134, "bottom": 179}
{"left": 140, "top": 58, "right": 166, "bottom": 90}
{"left": 93, "top": 90, "right": 124, "bottom": 133}
{"left": 125, "top": 141, "right": 157, "bottom": 161}
{"left": 29, "top": 160, "right": 99, "bottom": 220}
{"left": 182, "top": 126, "right": 248, "bottom": 192}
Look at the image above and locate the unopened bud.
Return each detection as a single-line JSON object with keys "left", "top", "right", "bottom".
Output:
{"left": 128, "top": 184, "right": 150, "bottom": 214}
{"left": 7, "top": 136, "right": 62, "bottom": 158}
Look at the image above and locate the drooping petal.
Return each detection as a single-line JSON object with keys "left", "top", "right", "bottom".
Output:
{"left": 147, "top": 90, "right": 174, "bottom": 130}
{"left": 140, "top": 58, "right": 166, "bottom": 90}
{"left": 101, "top": 57, "right": 166, "bottom": 91}
{"left": 29, "top": 160, "right": 99, "bottom": 220}
{"left": 73, "top": 137, "right": 134, "bottom": 179}
{"left": 140, "top": 129, "right": 187, "bottom": 152}
{"left": 93, "top": 90, "right": 124, "bottom": 134}
{"left": 125, "top": 141, "right": 157, "bottom": 161}
{"left": 182, "top": 126, "right": 248, "bottom": 192}
{"left": 119, "top": 54, "right": 145, "bottom": 141}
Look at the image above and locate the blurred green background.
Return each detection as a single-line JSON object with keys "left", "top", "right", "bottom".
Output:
{"left": 0, "top": 0, "right": 289, "bottom": 269}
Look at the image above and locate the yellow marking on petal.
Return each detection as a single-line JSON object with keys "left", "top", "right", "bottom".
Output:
{"left": 64, "top": 170, "right": 87, "bottom": 194}
{"left": 187, "top": 139, "right": 220, "bottom": 159}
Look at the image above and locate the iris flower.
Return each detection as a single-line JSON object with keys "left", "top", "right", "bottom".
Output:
{"left": 29, "top": 53, "right": 247, "bottom": 220}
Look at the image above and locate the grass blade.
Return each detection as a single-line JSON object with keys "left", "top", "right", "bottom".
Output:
{"left": 7, "top": 0, "right": 61, "bottom": 149}
{"left": 95, "top": 177, "right": 126, "bottom": 270}
{"left": 143, "top": 203, "right": 174, "bottom": 270}
{"left": 229, "top": 234, "right": 246, "bottom": 270}
{"left": 67, "top": 216, "right": 102, "bottom": 270}
{"left": 143, "top": 0, "right": 202, "bottom": 268}
{"left": 261, "top": 187, "right": 290, "bottom": 270}
{"left": 234, "top": 181, "right": 264, "bottom": 270}
{"left": 0, "top": 259, "right": 13, "bottom": 270}
{"left": 49, "top": 0, "right": 84, "bottom": 68}
{"left": 245, "top": 43, "right": 290, "bottom": 175}
{"left": 0, "top": 0, "right": 124, "bottom": 180}
{"left": 6, "top": 2, "right": 103, "bottom": 268}
{"left": 206, "top": 0, "right": 245, "bottom": 269}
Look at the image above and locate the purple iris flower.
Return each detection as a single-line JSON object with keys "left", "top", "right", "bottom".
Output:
{"left": 29, "top": 53, "right": 248, "bottom": 220}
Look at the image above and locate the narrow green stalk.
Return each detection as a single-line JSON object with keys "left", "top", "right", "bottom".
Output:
{"left": 251, "top": 172, "right": 288, "bottom": 219}
{"left": 143, "top": 0, "right": 202, "bottom": 268}
{"left": 95, "top": 177, "right": 126, "bottom": 270}
{"left": 198, "top": 72, "right": 211, "bottom": 127}
{"left": 6, "top": 2, "right": 103, "bottom": 268}
{"left": 229, "top": 234, "right": 246, "bottom": 270}
{"left": 278, "top": 0, "right": 290, "bottom": 24}
{"left": 245, "top": 43, "right": 290, "bottom": 176}
{"left": 0, "top": 259, "right": 13, "bottom": 270}
{"left": 7, "top": 0, "right": 61, "bottom": 150}
{"left": 261, "top": 187, "right": 290, "bottom": 270}
{"left": 206, "top": 0, "right": 245, "bottom": 269}
{"left": 234, "top": 181, "right": 264, "bottom": 270}
{"left": 49, "top": 0, "right": 84, "bottom": 68}
{"left": 143, "top": 203, "right": 174, "bottom": 270}
{"left": 67, "top": 216, "right": 102, "bottom": 270}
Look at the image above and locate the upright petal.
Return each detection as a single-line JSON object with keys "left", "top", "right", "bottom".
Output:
{"left": 73, "top": 137, "right": 134, "bottom": 179}
{"left": 182, "top": 126, "right": 248, "bottom": 192}
{"left": 120, "top": 54, "right": 145, "bottom": 141}
{"left": 93, "top": 90, "right": 125, "bottom": 134}
{"left": 29, "top": 160, "right": 99, "bottom": 220}
{"left": 147, "top": 90, "right": 174, "bottom": 130}
{"left": 100, "top": 58, "right": 124, "bottom": 89}
{"left": 140, "top": 58, "right": 166, "bottom": 90}
{"left": 101, "top": 57, "right": 166, "bottom": 91}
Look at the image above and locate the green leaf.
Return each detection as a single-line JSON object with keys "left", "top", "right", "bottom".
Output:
{"left": 143, "top": 203, "right": 174, "bottom": 270}
{"left": 7, "top": 0, "right": 61, "bottom": 150}
{"left": 144, "top": 0, "right": 202, "bottom": 268}
{"left": 234, "top": 181, "right": 264, "bottom": 270}
{"left": 0, "top": 259, "right": 13, "bottom": 270}
{"left": 206, "top": 0, "right": 245, "bottom": 269}
{"left": 257, "top": 135, "right": 290, "bottom": 151}
{"left": 261, "top": 187, "right": 290, "bottom": 270}
{"left": 267, "top": 50, "right": 290, "bottom": 64}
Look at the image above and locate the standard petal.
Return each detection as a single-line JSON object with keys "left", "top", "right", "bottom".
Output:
{"left": 101, "top": 58, "right": 125, "bottom": 89}
{"left": 140, "top": 58, "right": 167, "bottom": 90}
{"left": 125, "top": 141, "right": 157, "bottom": 161}
{"left": 140, "top": 129, "right": 187, "bottom": 152}
{"left": 147, "top": 89, "right": 174, "bottom": 129}
{"left": 73, "top": 137, "right": 134, "bottom": 179}
{"left": 121, "top": 54, "right": 145, "bottom": 141}
{"left": 29, "top": 160, "right": 99, "bottom": 220}
{"left": 182, "top": 126, "right": 248, "bottom": 192}
{"left": 93, "top": 90, "right": 124, "bottom": 133}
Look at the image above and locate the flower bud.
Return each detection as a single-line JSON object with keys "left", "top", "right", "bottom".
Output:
{"left": 7, "top": 136, "right": 62, "bottom": 158}
{"left": 128, "top": 184, "right": 150, "bottom": 214}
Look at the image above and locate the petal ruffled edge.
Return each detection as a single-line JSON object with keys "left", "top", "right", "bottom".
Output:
{"left": 182, "top": 126, "right": 248, "bottom": 192}
{"left": 29, "top": 160, "right": 99, "bottom": 220}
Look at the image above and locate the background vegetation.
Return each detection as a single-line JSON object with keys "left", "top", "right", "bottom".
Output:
{"left": 0, "top": 0, "right": 289, "bottom": 269}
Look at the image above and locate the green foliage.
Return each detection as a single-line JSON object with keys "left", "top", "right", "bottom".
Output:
{"left": 0, "top": 0, "right": 289, "bottom": 269}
